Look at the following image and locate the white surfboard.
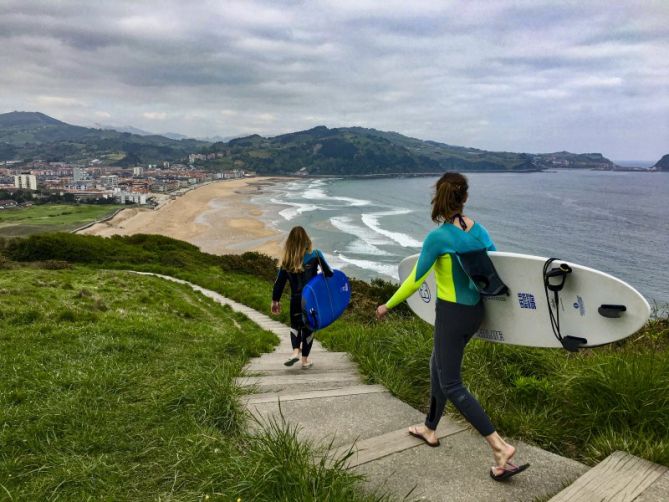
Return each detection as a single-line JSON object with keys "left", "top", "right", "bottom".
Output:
{"left": 398, "top": 252, "right": 651, "bottom": 348}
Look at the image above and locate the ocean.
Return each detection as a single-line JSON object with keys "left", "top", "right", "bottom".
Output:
{"left": 251, "top": 170, "right": 669, "bottom": 306}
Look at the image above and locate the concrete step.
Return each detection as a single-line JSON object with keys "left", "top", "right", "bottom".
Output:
{"left": 246, "top": 391, "right": 425, "bottom": 449}
{"left": 236, "top": 371, "right": 363, "bottom": 392}
{"left": 243, "top": 384, "right": 387, "bottom": 405}
{"left": 329, "top": 419, "right": 467, "bottom": 468}
{"left": 549, "top": 451, "right": 667, "bottom": 502}
{"left": 245, "top": 357, "right": 356, "bottom": 374}
{"left": 256, "top": 343, "right": 334, "bottom": 363}
{"left": 249, "top": 351, "right": 350, "bottom": 364}
{"left": 270, "top": 344, "right": 326, "bottom": 354}
{"left": 355, "top": 428, "right": 589, "bottom": 502}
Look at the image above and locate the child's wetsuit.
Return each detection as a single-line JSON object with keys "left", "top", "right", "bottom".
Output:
{"left": 272, "top": 249, "right": 333, "bottom": 358}
{"left": 385, "top": 221, "right": 497, "bottom": 436}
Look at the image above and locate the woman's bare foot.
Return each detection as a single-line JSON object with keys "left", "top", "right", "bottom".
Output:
{"left": 408, "top": 425, "right": 440, "bottom": 447}
{"left": 485, "top": 432, "right": 516, "bottom": 475}
{"left": 491, "top": 443, "right": 516, "bottom": 475}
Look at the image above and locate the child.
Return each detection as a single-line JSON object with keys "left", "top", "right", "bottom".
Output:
{"left": 271, "top": 226, "right": 333, "bottom": 368}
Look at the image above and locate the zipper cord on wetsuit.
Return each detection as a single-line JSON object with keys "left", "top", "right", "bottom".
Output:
{"left": 451, "top": 213, "right": 467, "bottom": 231}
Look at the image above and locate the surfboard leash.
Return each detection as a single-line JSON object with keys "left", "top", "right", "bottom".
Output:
{"left": 543, "top": 258, "right": 587, "bottom": 352}
{"left": 317, "top": 254, "right": 336, "bottom": 330}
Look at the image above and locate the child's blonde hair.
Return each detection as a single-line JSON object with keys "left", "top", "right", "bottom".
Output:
{"left": 281, "top": 226, "right": 312, "bottom": 273}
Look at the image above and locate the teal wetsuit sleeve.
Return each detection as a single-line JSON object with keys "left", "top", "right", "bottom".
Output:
{"left": 386, "top": 230, "right": 446, "bottom": 309}
{"left": 476, "top": 224, "right": 496, "bottom": 251}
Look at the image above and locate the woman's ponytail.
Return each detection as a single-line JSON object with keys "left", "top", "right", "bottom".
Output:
{"left": 431, "top": 172, "right": 468, "bottom": 223}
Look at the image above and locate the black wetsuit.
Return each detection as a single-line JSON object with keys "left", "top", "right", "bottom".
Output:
{"left": 272, "top": 250, "right": 333, "bottom": 357}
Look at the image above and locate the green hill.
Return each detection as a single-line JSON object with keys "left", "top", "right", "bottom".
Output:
{"left": 199, "top": 125, "right": 616, "bottom": 175}
{"left": 654, "top": 154, "right": 669, "bottom": 171}
{"left": 200, "top": 125, "right": 534, "bottom": 175}
{"left": 0, "top": 111, "right": 207, "bottom": 165}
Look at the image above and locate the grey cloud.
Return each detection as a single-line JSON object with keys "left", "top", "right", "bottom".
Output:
{"left": 0, "top": 0, "right": 667, "bottom": 160}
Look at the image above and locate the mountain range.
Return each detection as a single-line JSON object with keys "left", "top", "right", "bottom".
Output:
{"left": 0, "top": 112, "right": 206, "bottom": 166}
{"left": 1, "top": 111, "right": 664, "bottom": 173}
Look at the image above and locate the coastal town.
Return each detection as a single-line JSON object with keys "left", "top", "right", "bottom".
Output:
{"left": 0, "top": 156, "right": 250, "bottom": 208}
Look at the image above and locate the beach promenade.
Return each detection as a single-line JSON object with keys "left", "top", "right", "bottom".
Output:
{"left": 135, "top": 272, "right": 669, "bottom": 501}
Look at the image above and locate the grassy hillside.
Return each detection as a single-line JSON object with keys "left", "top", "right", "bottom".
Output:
{"left": 3, "top": 233, "right": 668, "bottom": 468}
{"left": 0, "top": 111, "right": 206, "bottom": 164}
{"left": 199, "top": 126, "right": 531, "bottom": 175}
{"left": 0, "top": 204, "right": 124, "bottom": 237}
{"left": 198, "top": 126, "right": 615, "bottom": 175}
{"left": 0, "top": 266, "right": 381, "bottom": 500}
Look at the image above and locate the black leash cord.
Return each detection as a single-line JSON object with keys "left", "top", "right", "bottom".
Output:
{"left": 543, "top": 258, "right": 563, "bottom": 345}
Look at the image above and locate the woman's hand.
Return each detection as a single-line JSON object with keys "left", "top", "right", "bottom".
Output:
{"left": 271, "top": 301, "right": 281, "bottom": 315}
{"left": 376, "top": 304, "right": 389, "bottom": 320}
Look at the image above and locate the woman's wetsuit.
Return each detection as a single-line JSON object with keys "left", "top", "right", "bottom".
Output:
{"left": 272, "top": 249, "right": 333, "bottom": 357}
{"left": 385, "top": 221, "right": 496, "bottom": 436}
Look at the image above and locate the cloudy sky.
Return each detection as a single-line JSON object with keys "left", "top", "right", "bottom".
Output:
{"left": 1, "top": 0, "right": 667, "bottom": 160}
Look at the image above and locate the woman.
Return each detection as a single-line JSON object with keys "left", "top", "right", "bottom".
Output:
{"left": 271, "top": 226, "right": 333, "bottom": 369}
{"left": 376, "top": 172, "right": 528, "bottom": 481}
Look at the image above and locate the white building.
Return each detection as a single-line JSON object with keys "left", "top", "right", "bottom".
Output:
{"left": 133, "top": 166, "right": 145, "bottom": 177}
{"left": 14, "top": 174, "right": 38, "bottom": 191}
{"left": 73, "top": 167, "right": 86, "bottom": 182}
{"left": 99, "top": 175, "right": 119, "bottom": 189}
{"left": 116, "top": 192, "right": 148, "bottom": 205}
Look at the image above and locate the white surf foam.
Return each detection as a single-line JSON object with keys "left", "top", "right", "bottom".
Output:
{"left": 337, "top": 253, "right": 399, "bottom": 280}
{"left": 271, "top": 198, "right": 324, "bottom": 221}
{"left": 330, "top": 216, "right": 392, "bottom": 245}
{"left": 346, "top": 239, "right": 392, "bottom": 256}
{"left": 303, "top": 187, "right": 371, "bottom": 207}
{"left": 329, "top": 215, "right": 393, "bottom": 256}
{"left": 361, "top": 210, "right": 423, "bottom": 248}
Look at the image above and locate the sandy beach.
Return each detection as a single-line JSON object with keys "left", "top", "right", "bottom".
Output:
{"left": 79, "top": 177, "right": 285, "bottom": 258}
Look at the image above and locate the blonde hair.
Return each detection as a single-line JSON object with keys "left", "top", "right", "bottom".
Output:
{"left": 281, "top": 226, "right": 312, "bottom": 273}
{"left": 431, "top": 172, "right": 469, "bottom": 223}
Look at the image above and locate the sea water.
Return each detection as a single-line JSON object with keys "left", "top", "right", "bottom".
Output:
{"left": 253, "top": 171, "right": 669, "bottom": 306}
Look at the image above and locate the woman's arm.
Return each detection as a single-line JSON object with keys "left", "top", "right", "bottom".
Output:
{"left": 272, "top": 268, "right": 288, "bottom": 302}
{"left": 271, "top": 268, "right": 288, "bottom": 315}
{"left": 384, "top": 230, "right": 445, "bottom": 310}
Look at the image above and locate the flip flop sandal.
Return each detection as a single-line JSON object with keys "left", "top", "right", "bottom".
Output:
{"left": 408, "top": 428, "right": 440, "bottom": 447}
{"left": 284, "top": 357, "right": 299, "bottom": 367}
{"left": 490, "top": 462, "right": 530, "bottom": 481}
{"left": 301, "top": 362, "right": 313, "bottom": 369}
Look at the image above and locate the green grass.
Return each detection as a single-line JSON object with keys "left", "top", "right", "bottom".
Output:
{"left": 0, "top": 266, "right": 383, "bottom": 500}
{"left": 4, "top": 233, "right": 668, "bottom": 469}
{"left": 0, "top": 204, "right": 123, "bottom": 237}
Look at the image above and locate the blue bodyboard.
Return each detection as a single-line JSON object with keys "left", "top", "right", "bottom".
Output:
{"left": 301, "top": 270, "right": 351, "bottom": 331}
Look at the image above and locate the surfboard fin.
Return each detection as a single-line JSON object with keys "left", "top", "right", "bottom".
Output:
{"left": 598, "top": 304, "right": 627, "bottom": 318}
{"left": 560, "top": 335, "right": 588, "bottom": 352}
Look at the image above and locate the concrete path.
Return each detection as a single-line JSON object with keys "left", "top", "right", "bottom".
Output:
{"left": 137, "top": 272, "right": 667, "bottom": 502}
